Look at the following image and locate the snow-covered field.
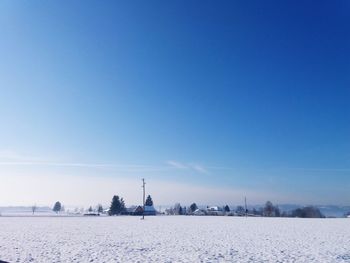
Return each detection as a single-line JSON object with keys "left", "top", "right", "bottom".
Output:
{"left": 0, "top": 216, "right": 349, "bottom": 263}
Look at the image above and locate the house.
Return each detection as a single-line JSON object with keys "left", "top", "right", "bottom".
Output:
{"left": 193, "top": 209, "right": 206, "bottom": 216}
{"left": 124, "top": 205, "right": 156, "bottom": 216}
{"left": 206, "top": 206, "right": 224, "bottom": 216}
{"left": 144, "top": 205, "right": 156, "bottom": 216}
{"left": 104, "top": 208, "right": 110, "bottom": 214}
{"left": 125, "top": 206, "right": 144, "bottom": 216}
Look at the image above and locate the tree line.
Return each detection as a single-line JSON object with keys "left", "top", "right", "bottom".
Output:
{"left": 50, "top": 198, "right": 325, "bottom": 218}
{"left": 165, "top": 201, "right": 325, "bottom": 218}
{"left": 50, "top": 195, "right": 155, "bottom": 215}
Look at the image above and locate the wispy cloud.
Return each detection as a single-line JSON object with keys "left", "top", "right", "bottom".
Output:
{"left": 0, "top": 150, "right": 221, "bottom": 175}
{"left": 189, "top": 163, "right": 209, "bottom": 174}
{"left": 0, "top": 161, "right": 171, "bottom": 172}
{"left": 5, "top": 151, "right": 347, "bottom": 175}
{"left": 167, "top": 160, "right": 209, "bottom": 174}
{"left": 0, "top": 155, "right": 212, "bottom": 174}
{"left": 166, "top": 160, "right": 189, "bottom": 170}
{"left": 0, "top": 150, "right": 174, "bottom": 173}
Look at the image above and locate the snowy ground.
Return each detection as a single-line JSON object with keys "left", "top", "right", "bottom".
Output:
{"left": 0, "top": 216, "right": 349, "bottom": 263}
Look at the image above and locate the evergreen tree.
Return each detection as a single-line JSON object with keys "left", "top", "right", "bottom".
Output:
{"left": 120, "top": 198, "right": 126, "bottom": 213}
{"left": 190, "top": 203, "right": 198, "bottom": 213}
{"left": 53, "top": 201, "right": 62, "bottom": 213}
{"left": 88, "top": 206, "right": 93, "bottom": 213}
{"left": 145, "top": 195, "right": 153, "bottom": 206}
{"left": 224, "top": 205, "right": 230, "bottom": 212}
{"left": 179, "top": 206, "right": 183, "bottom": 215}
{"left": 109, "top": 195, "right": 121, "bottom": 215}
{"left": 109, "top": 195, "right": 126, "bottom": 215}
{"left": 291, "top": 206, "right": 324, "bottom": 218}
{"left": 97, "top": 204, "right": 103, "bottom": 213}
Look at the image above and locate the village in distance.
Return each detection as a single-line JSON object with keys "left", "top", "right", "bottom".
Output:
{"left": 2, "top": 193, "right": 350, "bottom": 219}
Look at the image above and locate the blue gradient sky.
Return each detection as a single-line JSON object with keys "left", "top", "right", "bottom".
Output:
{"left": 0, "top": 1, "right": 349, "bottom": 206}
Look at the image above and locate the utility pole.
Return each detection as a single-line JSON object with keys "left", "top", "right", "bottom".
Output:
{"left": 142, "top": 178, "right": 146, "bottom": 220}
{"left": 244, "top": 196, "right": 247, "bottom": 218}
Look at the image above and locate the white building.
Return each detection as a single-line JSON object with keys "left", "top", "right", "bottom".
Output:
{"left": 206, "top": 206, "right": 224, "bottom": 216}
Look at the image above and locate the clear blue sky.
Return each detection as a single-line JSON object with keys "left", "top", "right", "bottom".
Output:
{"left": 0, "top": 1, "right": 349, "bottom": 206}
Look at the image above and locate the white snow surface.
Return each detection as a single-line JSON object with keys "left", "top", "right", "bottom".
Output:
{"left": 0, "top": 216, "right": 350, "bottom": 262}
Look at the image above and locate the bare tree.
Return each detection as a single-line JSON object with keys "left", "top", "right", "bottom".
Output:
{"left": 263, "top": 201, "right": 275, "bottom": 217}
{"left": 236, "top": 206, "right": 245, "bottom": 216}
{"left": 174, "top": 203, "right": 182, "bottom": 215}
{"left": 32, "top": 204, "right": 37, "bottom": 215}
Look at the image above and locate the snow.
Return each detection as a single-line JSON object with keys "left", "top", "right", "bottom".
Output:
{"left": 0, "top": 216, "right": 350, "bottom": 262}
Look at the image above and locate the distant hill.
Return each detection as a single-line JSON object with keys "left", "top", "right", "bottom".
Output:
{"left": 316, "top": 205, "right": 350, "bottom": 218}
{"left": 276, "top": 204, "right": 350, "bottom": 218}
{"left": 204, "top": 204, "right": 350, "bottom": 218}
